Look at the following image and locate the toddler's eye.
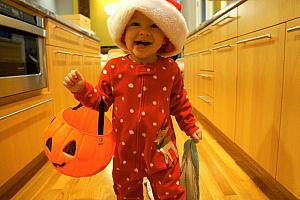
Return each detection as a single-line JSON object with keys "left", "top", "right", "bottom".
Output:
{"left": 131, "top": 22, "right": 140, "bottom": 26}
{"left": 151, "top": 24, "right": 159, "bottom": 28}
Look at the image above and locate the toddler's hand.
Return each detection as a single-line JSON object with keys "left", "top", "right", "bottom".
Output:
{"left": 191, "top": 129, "right": 202, "bottom": 142}
{"left": 63, "top": 70, "right": 85, "bottom": 93}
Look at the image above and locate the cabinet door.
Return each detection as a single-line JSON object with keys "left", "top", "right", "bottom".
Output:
{"left": 283, "top": 0, "right": 300, "bottom": 22}
{"left": 276, "top": 18, "right": 300, "bottom": 199}
{"left": 46, "top": 46, "right": 79, "bottom": 115}
{"left": 183, "top": 54, "right": 191, "bottom": 97}
{"left": 196, "top": 27, "right": 213, "bottom": 71}
{"left": 238, "top": 0, "right": 284, "bottom": 35}
{"left": 213, "top": 38, "right": 237, "bottom": 141}
{"left": 0, "top": 97, "right": 53, "bottom": 186}
{"left": 212, "top": 8, "right": 237, "bottom": 43}
{"left": 190, "top": 53, "right": 199, "bottom": 108}
{"left": 82, "top": 55, "right": 101, "bottom": 85}
{"left": 46, "top": 19, "right": 83, "bottom": 51}
{"left": 235, "top": 24, "right": 285, "bottom": 177}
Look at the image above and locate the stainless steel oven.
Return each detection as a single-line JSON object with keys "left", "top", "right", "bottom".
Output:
{"left": 0, "top": 1, "right": 47, "bottom": 98}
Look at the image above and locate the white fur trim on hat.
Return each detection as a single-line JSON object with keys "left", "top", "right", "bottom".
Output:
{"left": 107, "top": 0, "right": 189, "bottom": 57}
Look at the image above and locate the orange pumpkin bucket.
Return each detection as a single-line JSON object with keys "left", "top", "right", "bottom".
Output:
{"left": 44, "top": 100, "right": 115, "bottom": 177}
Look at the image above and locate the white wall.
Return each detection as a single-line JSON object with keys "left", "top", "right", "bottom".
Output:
{"left": 55, "top": 0, "right": 74, "bottom": 15}
{"left": 35, "top": 0, "right": 56, "bottom": 13}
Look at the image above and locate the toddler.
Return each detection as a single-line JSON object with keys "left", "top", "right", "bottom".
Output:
{"left": 63, "top": 0, "right": 202, "bottom": 199}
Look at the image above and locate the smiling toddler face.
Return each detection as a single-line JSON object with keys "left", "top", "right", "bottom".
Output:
{"left": 123, "top": 12, "right": 167, "bottom": 63}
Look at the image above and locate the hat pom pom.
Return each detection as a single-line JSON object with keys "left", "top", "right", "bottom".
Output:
{"left": 166, "top": 0, "right": 182, "bottom": 11}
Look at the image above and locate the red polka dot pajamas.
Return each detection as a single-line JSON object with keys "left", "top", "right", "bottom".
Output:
{"left": 74, "top": 55, "right": 199, "bottom": 200}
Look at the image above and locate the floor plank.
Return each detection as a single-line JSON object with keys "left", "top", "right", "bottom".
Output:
{"left": 11, "top": 112, "right": 269, "bottom": 200}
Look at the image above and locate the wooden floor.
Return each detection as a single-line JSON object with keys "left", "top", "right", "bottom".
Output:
{"left": 11, "top": 111, "right": 269, "bottom": 200}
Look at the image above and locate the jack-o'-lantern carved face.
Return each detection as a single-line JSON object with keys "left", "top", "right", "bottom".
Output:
{"left": 44, "top": 106, "right": 115, "bottom": 177}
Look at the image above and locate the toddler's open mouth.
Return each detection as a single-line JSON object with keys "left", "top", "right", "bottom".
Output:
{"left": 135, "top": 41, "right": 152, "bottom": 46}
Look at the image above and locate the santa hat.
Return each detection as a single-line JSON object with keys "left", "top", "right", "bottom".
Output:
{"left": 107, "top": 0, "right": 189, "bottom": 57}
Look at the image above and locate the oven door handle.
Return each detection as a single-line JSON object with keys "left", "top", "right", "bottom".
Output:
{"left": 0, "top": 14, "right": 46, "bottom": 37}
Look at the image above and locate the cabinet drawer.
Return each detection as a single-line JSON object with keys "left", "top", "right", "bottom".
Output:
{"left": 238, "top": 0, "right": 284, "bottom": 35}
{"left": 195, "top": 95, "right": 213, "bottom": 121}
{"left": 82, "top": 55, "right": 101, "bottom": 85}
{"left": 212, "top": 8, "right": 237, "bottom": 43}
{"left": 0, "top": 96, "right": 53, "bottom": 186}
{"left": 185, "top": 34, "right": 199, "bottom": 54}
{"left": 196, "top": 49, "right": 213, "bottom": 71}
{"left": 82, "top": 37, "right": 100, "bottom": 54}
{"left": 46, "top": 19, "right": 83, "bottom": 50}
{"left": 196, "top": 71, "right": 214, "bottom": 97}
{"left": 282, "top": 0, "right": 300, "bottom": 21}
{"left": 196, "top": 27, "right": 213, "bottom": 51}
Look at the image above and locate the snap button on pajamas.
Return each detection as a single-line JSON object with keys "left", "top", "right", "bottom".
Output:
{"left": 74, "top": 55, "right": 199, "bottom": 200}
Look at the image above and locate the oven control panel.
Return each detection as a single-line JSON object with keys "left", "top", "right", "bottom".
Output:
{"left": 0, "top": 1, "right": 41, "bottom": 27}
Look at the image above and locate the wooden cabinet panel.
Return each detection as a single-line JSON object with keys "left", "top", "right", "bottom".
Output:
{"left": 283, "top": 0, "right": 300, "bottom": 22}
{"left": 197, "top": 49, "right": 213, "bottom": 71}
{"left": 82, "top": 55, "right": 102, "bottom": 85}
{"left": 184, "top": 35, "right": 199, "bottom": 54}
{"left": 196, "top": 71, "right": 214, "bottom": 98}
{"left": 82, "top": 37, "right": 100, "bottom": 54}
{"left": 238, "top": 0, "right": 284, "bottom": 35}
{"left": 46, "top": 19, "right": 83, "bottom": 51}
{"left": 0, "top": 96, "right": 53, "bottom": 187}
{"left": 235, "top": 24, "right": 285, "bottom": 177}
{"left": 183, "top": 55, "right": 192, "bottom": 97}
{"left": 189, "top": 54, "right": 200, "bottom": 107}
{"left": 196, "top": 95, "right": 214, "bottom": 121}
{"left": 46, "top": 46, "right": 80, "bottom": 114}
{"left": 213, "top": 38, "right": 237, "bottom": 141}
{"left": 276, "top": 18, "right": 300, "bottom": 199}
{"left": 212, "top": 8, "right": 237, "bottom": 43}
{"left": 196, "top": 27, "right": 213, "bottom": 50}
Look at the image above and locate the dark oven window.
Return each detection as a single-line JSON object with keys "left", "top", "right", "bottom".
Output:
{"left": 0, "top": 25, "right": 40, "bottom": 77}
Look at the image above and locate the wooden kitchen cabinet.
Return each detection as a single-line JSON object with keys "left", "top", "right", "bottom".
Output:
{"left": 235, "top": 24, "right": 285, "bottom": 177}
{"left": 276, "top": 18, "right": 300, "bottom": 199}
{"left": 213, "top": 38, "right": 237, "bottom": 141}
{"left": 184, "top": 25, "right": 214, "bottom": 121}
{"left": 238, "top": 0, "right": 284, "bottom": 36}
{"left": 46, "top": 46, "right": 87, "bottom": 114}
{"left": 196, "top": 27, "right": 213, "bottom": 71}
{"left": 184, "top": 53, "right": 198, "bottom": 108}
{"left": 46, "top": 19, "right": 83, "bottom": 51}
{"left": 82, "top": 55, "right": 102, "bottom": 85}
{"left": 283, "top": 0, "right": 300, "bottom": 22}
{"left": 212, "top": 8, "right": 237, "bottom": 43}
{"left": 45, "top": 18, "right": 101, "bottom": 115}
{"left": 0, "top": 95, "right": 53, "bottom": 188}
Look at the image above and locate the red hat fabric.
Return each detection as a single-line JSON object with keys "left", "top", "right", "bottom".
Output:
{"left": 107, "top": 0, "right": 189, "bottom": 57}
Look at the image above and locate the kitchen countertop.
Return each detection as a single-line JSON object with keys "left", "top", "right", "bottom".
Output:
{"left": 11, "top": 0, "right": 100, "bottom": 42}
{"left": 188, "top": 0, "right": 247, "bottom": 37}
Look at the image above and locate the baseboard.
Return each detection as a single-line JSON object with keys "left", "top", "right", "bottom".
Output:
{"left": 0, "top": 152, "right": 47, "bottom": 200}
{"left": 192, "top": 109, "right": 298, "bottom": 200}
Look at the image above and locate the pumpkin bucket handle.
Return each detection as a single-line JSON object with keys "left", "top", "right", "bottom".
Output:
{"left": 71, "top": 98, "right": 105, "bottom": 136}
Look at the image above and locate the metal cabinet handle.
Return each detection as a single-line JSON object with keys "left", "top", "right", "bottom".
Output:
{"left": 198, "top": 96, "right": 210, "bottom": 103}
{"left": 0, "top": 98, "right": 53, "bottom": 120}
{"left": 199, "top": 49, "right": 211, "bottom": 54}
{"left": 212, "top": 16, "right": 234, "bottom": 26}
{"left": 84, "top": 55, "right": 101, "bottom": 58}
{"left": 287, "top": 25, "right": 300, "bottom": 32}
{"left": 197, "top": 73, "right": 213, "bottom": 78}
{"left": 55, "top": 50, "right": 72, "bottom": 55}
{"left": 72, "top": 53, "right": 83, "bottom": 56}
{"left": 236, "top": 34, "right": 272, "bottom": 44}
{"left": 199, "top": 28, "right": 212, "bottom": 35}
{"left": 55, "top": 25, "right": 83, "bottom": 38}
{"left": 212, "top": 44, "right": 232, "bottom": 50}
